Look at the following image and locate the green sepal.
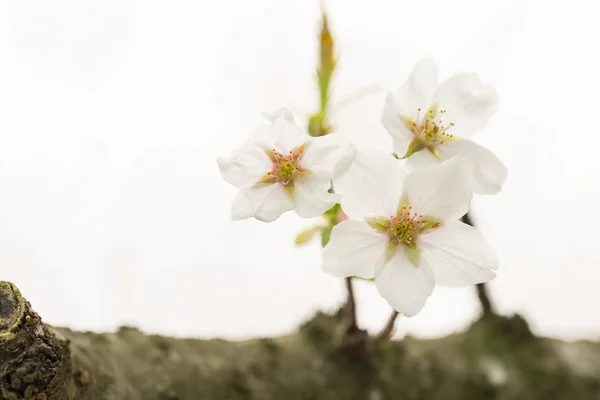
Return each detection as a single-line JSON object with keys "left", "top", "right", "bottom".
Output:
{"left": 321, "top": 225, "right": 333, "bottom": 247}
{"left": 404, "top": 139, "right": 425, "bottom": 158}
{"left": 366, "top": 216, "right": 391, "bottom": 233}
{"left": 406, "top": 246, "right": 421, "bottom": 267}
{"left": 256, "top": 173, "right": 278, "bottom": 185}
{"left": 295, "top": 226, "right": 323, "bottom": 246}
{"left": 385, "top": 240, "right": 399, "bottom": 262}
{"left": 323, "top": 203, "right": 342, "bottom": 224}
{"left": 420, "top": 219, "right": 442, "bottom": 233}
{"left": 283, "top": 183, "right": 295, "bottom": 198}
{"left": 396, "top": 194, "right": 411, "bottom": 215}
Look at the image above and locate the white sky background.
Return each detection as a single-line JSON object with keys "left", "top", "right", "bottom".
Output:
{"left": 0, "top": 0, "right": 599, "bottom": 341}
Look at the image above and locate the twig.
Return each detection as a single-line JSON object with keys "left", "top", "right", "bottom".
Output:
{"left": 460, "top": 212, "right": 496, "bottom": 317}
{"left": 343, "top": 277, "right": 358, "bottom": 333}
{"left": 372, "top": 310, "right": 400, "bottom": 346}
{"left": 475, "top": 281, "right": 494, "bottom": 316}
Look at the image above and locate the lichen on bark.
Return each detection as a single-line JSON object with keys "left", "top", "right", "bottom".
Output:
{"left": 0, "top": 282, "right": 74, "bottom": 400}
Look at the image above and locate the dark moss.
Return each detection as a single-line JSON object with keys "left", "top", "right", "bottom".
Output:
{"left": 298, "top": 311, "right": 339, "bottom": 351}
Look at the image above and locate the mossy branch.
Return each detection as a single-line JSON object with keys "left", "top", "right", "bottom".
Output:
{"left": 0, "top": 282, "right": 74, "bottom": 400}
{"left": 2, "top": 281, "right": 600, "bottom": 399}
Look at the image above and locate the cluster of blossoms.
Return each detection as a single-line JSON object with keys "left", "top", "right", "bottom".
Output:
{"left": 218, "top": 59, "right": 506, "bottom": 317}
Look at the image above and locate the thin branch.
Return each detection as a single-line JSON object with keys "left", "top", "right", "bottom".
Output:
{"left": 343, "top": 277, "right": 358, "bottom": 333}
{"left": 460, "top": 212, "right": 496, "bottom": 317}
{"left": 372, "top": 310, "right": 400, "bottom": 346}
{"left": 476, "top": 281, "right": 494, "bottom": 316}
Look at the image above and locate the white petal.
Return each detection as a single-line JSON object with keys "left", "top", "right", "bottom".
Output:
{"left": 294, "top": 173, "right": 340, "bottom": 218}
{"left": 217, "top": 128, "right": 272, "bottom": 188}
{"left": 434, "top": 73, "right": 498, "bottom": 137}
{"left": 375, "top": 247, "right": 435, "bottom": 317}
{"left": 404, "top": 148, "right": 440, "bottom": 172}
{"left": 262, "top": 108, "right": 296, "bottom": 124}
{"left": 322, "top": 220, "right": 388, "bottom": 279}
{"left": 271, "top": 115, "right": 308, "bottom": 154}
{"left": 394, "top": 58, "right": 439, "bottom": 116}
{"left": 333, "top": 141, "right": 357, "bottom": 178}
{"left": 419, "top": 221, "right": 498, "bottom": 287}
{"left": 231, "top": 183, "right": 294, "bottom": 222}
{"left": 402, "top": 158, "right": 472, "bottom": 221}
{"left": 381, "top": 91, "right": 414, "bottom": 157}
{"left": 437, "top": 139, "right": 507, "bottom": 195}
{"left": 302, "top": 133, "right": 356, "bottom": 177}
{"left": 334, "top": 149, "right": 405, "bottom": 219}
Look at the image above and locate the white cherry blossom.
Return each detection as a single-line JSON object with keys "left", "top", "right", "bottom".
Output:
{"left": 382, "top": 58, "right": 507, "bottom": 195}
{"left": 323, "top": 149, "right": 498, "bottom": 316}
{"left": 218, "top": 111, "right": 355, "bottom": 222}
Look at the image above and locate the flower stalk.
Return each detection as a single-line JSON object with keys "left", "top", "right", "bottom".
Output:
{"left": 460, "top": 212, "right": 496, "bottom": 316}
{"left": 307, "top": 9, "right": 362, "bottom": 339}
{"left": 372, "top": 311, "right": 400, "bottom": 347}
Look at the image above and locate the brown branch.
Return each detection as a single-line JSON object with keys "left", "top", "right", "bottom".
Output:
{"left": 2, "top": 281, "right": 596, "bottom": 399}
{"left": 0, "top": 282, "right": 74, "bottom": 399}
{"left": 371, "top": 310, "right": 400, "bottom": 347}
{"left": 338, "top": 277, "right": 371, "bottom": 353}
{"left": 342, "top": 277, "right": 357, "bottom": 333}
{"left": 476, "top": 281, "right": 494, "bottom": 316}
{"left": 460, "top": 212, "right": 496, "bottom": 317}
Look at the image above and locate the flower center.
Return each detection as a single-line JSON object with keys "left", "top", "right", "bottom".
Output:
{"left": 402, "top": 105, "right": 456, "bottom": 158}
{"left": 388, "top": 206, "right": 423, "bottom": 248}
{"left": 259, "top": 145, "right": 307, "bottom": 187}
{"left": 416, "top": 107, "right": 455, "bottom": 145}
{"left": 367, "top": 205, "right": 441, "bottom": 250}
{"left": 274, "top": 158, "right": 297, "bottom": 183}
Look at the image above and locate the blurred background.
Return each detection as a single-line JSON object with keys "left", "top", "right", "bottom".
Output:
{"left": 0, "top": 0, "right": 598, "bottom": 342}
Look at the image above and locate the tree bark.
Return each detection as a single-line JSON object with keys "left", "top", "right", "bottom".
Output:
{"left": 2, "top": 281, "right": 600, "bottom": 400}
{"left": 0, "top": 282, "right": 74, "bottom": 400}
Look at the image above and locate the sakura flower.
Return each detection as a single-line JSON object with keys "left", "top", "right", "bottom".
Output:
{"left": 323, "top": 149, "right": 498, "bottom": 316}
{"left": 382, "top": 58, "right": 507, "bottom": 195}
{"left": 262, "top": 107, "right": 354, "bottom": 177}
{"left": 218, "top": 111, "right": 355, "bottom": 222}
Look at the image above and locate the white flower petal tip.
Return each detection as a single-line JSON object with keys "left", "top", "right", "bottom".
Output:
{"left": 262, "top": 108, "right": 296, "bottom": 124}
{"left": 437, "top": 140, "right": 507, "bottom": 195}
{"left": 402, "top": 157, "right": 473, "bottom": 221}
{"left": 220, "top": 114, "right": 354, "bottom": 222}
{"left": 294, "top": 173, "right": 340, "bottom": 218}
{"left": 383, "top": 59, "right": 504, "bottom": 195}
{"left": 302, "top": 133, "right": 357, "bottom": 178}
{"left": 231, "top": 184, "right": 294, "bottom": 222}
{"left": 216, "top": 156, "right": 229, "bottom": 177}
{"left": 381, "top": 91, "right": 413, "bottom": 157}
{"left": 434, "top": 73, "right": 499, "bottom": 136}
{"left": 216, "top": 139, "right": 272, "bottom": 189}
{"left": 420, "top": 221, "right": 499, "bottom": 287}
{"left": 393, "top": 58, "right": 439, "bottom": 116}
{"left": 375, "top": 248, "right": 435, "bottom": 317}
{"left": 333, "top": 141, "right": 357, "bottom": 178}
